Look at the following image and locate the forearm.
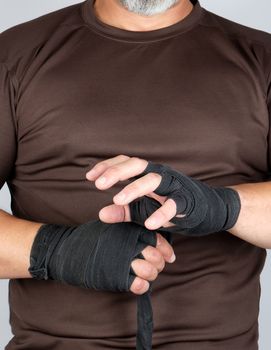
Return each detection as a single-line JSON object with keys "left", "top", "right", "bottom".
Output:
{"left": 0, "top": 209, "right": 43, "bottom": 279}
{"left": 227, "top": 181, "right": 271, "bottom": 249}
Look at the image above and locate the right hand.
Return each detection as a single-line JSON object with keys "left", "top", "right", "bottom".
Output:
{"left": 29, "top": 219, "right": 175, "bottom": 294}
{"left": 130, "top": 232, "right": 176, "bottom": 295}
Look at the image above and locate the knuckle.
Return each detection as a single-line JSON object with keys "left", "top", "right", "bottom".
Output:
{"left": 130, "top": 157, "right": 145, "bottom": 167}
{"left": 130, "top": 156, "right": 140, "bottom": 162}
{"left": 143, "top": 247, "right": 164, "bottom": 270}
{"left": 148, "top": 172, "right": 161, "bottom": 182}
{"left": 130, "top": 158, "right": 149, "bottom": 176}
{"left": 158, "top": 260, "right": 166, "bottom": 272}
{"left": 142, "top": 263, "right": 153, "bottom": 277}
{"left": 118, "top": 154, "right": 130, "bottom": 161}
{"left": 130, "top": 181, "right": 141, "bottom": 192}
{"left": 145, "top": 265, "right": 158, "bottom": 281}
{"left": 131, "top": 278, "right": 148, "bottom": 294}
{"left": 91, "top": 163, "right": 104, "bottom": 172}
{"left": 140, "top": 246, "right": 150, "bottom": 259}
{"left": 131, "top": 258, "right": 140, "bottom": 274}
{"left": 140, "top": 248, "right": 147, "bottom": 259}
{"left": 131, "top": 258, "right": 159, "bottom": 281}
{"left": 152, "top": 269, "right": 158, "bottom": 281}
{"left": 151, "top": 248, "right": 163, "bottom": 262}
{"left": 108, "top": 166, "right": 119, "bottom": 176}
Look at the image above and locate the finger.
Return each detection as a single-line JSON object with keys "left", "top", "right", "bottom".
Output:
{"left": 140, "top": 245, "right": 165, "bottom": 272}
{"left": 144, "top": 198, "right": 178, "bottom": 230}
{"left": 131, "top": 258, "right": 158, "bottom": 281}
{"left": 113, "top": 172, "right": 162, "bottom": 205}
{"left": 155, "top": 233, "right": 176, "bottom": 263}
{"left": 130, "top": 276, "right": 150, "bottom": 295}
{"left": 162, "top": 221, "right": 178, "bottom": 228}
{"left": 92, "top": 157, "right": 148, "bottom": 190}
{"left": 146, "top": 192, "right": 167, "bottom": 205}
{"left": 85, "top": 154, "right": 130, "bottom": 180}
{"left": 98, "top": 204, "right": 131, "bottom": 223}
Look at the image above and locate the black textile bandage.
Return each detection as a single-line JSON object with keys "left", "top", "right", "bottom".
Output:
{"left": 28, "top": 219, "right": 158, "bottom": 350}
{"left": 129, "top": 161, "right": 241, "bottom": 236}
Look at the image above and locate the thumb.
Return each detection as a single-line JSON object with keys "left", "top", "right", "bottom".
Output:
{"left": 99, "top": 203, "right": 131, "bottom": 223}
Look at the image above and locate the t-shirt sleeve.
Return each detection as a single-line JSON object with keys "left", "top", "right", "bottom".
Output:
{"left": 0, "top": 63, "right": 17, "bottom": 190}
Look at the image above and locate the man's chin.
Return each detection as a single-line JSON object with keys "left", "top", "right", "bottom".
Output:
{"left": 118, "top": 0, "right": 180, "bottom": 17}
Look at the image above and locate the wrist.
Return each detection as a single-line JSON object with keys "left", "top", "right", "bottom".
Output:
{"left": 214, "top": 186, "right": 241, "bottom": 231}
{"left": 28, "top": 223, "right": 69, "bottom": 280}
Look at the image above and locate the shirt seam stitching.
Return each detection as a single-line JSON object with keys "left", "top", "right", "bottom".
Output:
{"left": 80, "top": 1, "right": 205, "bottom": 44}
{"left": 199, "top": 21, "right": 271, "bottom": 54}
{"left": 0, "top": 61, "right": 19, "bottom": 137}
{"left": 199, "top": 21, "right": 271, "bottom": 94}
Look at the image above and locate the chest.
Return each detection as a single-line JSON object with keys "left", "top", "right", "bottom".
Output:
{"left": 15, "top": 38, "right": 269, "bottom": 184}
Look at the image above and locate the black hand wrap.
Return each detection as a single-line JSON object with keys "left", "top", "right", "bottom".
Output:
{"left": 129, "top": 161, "right": 241, "bottom": 236}
{"left": 28, "top": 219, "right": 158, "bottom": 350}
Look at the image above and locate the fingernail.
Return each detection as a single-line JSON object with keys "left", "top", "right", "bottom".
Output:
{"left": 115, "top": 193, "right": 126, "bottom": 201}
{"left": 168, "top": 253, "right": 176, "bottom": 263}
{"left": 97, "top": 176, "right": 106, "bottom": 184}
{"left": 86, "top": 169, "right": 96, "bottom": 177}
{"left": 147, "top": 218, "right": 156, "bottom": 226}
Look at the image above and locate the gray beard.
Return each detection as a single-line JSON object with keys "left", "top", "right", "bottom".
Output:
{"left": 119, "top": 0, "right": 180, "bottom": 16}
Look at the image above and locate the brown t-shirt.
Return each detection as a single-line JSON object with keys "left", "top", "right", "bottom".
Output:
{"left": 1, "top": 0, "right": 271, "bottom": 349}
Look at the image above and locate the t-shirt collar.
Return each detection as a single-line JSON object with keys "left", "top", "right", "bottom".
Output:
{"left": 81, "top": 0, "right": 204, "bottom": 43}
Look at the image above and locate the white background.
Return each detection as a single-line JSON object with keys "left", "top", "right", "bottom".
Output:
{"left": 0, "top": 1, "right": 270, "bottom": 349}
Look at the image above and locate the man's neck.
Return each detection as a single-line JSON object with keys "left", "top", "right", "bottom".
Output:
{"left": 93, "top": 0, "right": 194, "bottom": 32}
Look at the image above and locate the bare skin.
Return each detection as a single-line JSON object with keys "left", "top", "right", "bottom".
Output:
{"left": 0, "top": 209, "right": 43, "bottom": 279}
{"left": 93, "top": 0, "right": 194, "bottom": 32}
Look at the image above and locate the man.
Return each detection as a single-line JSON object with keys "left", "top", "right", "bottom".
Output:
{"left": 0, "top": 0, "right": 271, "bottom": 349}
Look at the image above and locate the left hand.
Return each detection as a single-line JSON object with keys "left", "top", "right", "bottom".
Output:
{"left": 85, "top": 154, "right": 241, "bottom": 236}
{"left": 85, "top": 155, "right": 181, "bottom": 231}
